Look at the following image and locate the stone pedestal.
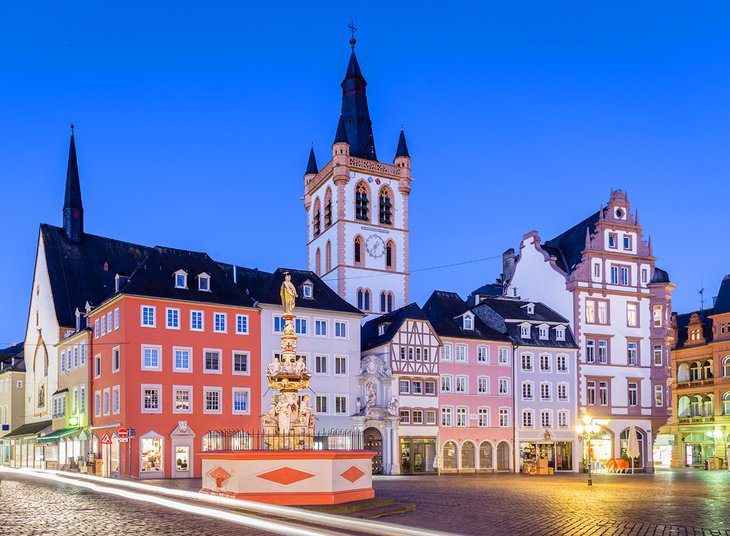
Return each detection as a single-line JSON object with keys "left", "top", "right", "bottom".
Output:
{"left": 200, "top": 450, "right": 375, "bottom": 505}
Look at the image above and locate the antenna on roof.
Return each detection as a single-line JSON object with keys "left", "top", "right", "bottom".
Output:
{"left": 699, "top": 286, "right": 705, "bottom": 309}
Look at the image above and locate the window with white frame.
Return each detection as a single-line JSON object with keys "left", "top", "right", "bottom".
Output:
{"left": 598, "top": 340, "right": 608, "bottom": 364}
{"left": 441, "top": 375, "right": 452, "bottom": 393}
{"left": 557, "top": 383, "right": 568, "bottom": 401}
{"left": 141, "top": 305, "right": 155, "bottom": 327}
{"left": 442, "top": 344, "right": 452, "bottom": 361}
{"left": 498, "top": 347, "right": 510, "bottom": 365}
{"left": 94, "top": 319, "right": 100, "bottom": 338}
{"left": 627, "top": 342, "right": 638, "bottom": 366}
{"left": 522, "top": 410, "right": 533, "bottom": 428}
{"left": 113, "top": 308, "right": 120, "bottom": 330}
{"left": 191, "top": 310, "right": 204, "bottom": 331}
{"left": 455, "top": 376, "right": 467, "bottom": 394}
{"left": 423, "top": 348, "right": 431, "bottom": 361}
{"left": 295, "top": 318, "right": 308, "bottom": 335}
{"left": 654, "top": 385, "right": 664, "bottom": 407}
{"left": 101, "top": 315, "right": 106, "bottom": 336}
{"left": 142, "top": 346, "right": 161, "bottom": 371}
{"left": 556, "top": 327, "right": 565, "bottom": 341}
{"left": 315, "top": 354, "right": 328, "bottom": 375}
{"left": 557, "top": 354, "right": 568, "bottom": 372}
{"left": 499, "top": 408, "right": 510, "bottom": 427}
{"left": 399, "top": 379, "right": 410, "bottom": 394}
{"left": 478, "top": 407, "right": 489, "bottom": 427}
{"left": 273, "top": 315, "right": 285, "bottom": 333}
{"left": 232, "top": 388, "right": 250, "bottom": 415}
{"left": 540, "top": 410, "right": 551, "bottom": 428}
{"left": 455, "top": 344, "right": 467, "bottom": 362}
{"left": 315, "top": 394, "right": 328, "bottom": 414}
{"left": 112, "top": 385, "right": 120, "bottom": 414}
{"left": 334, "top": 320, "right": 348, "bottom": 338}
{"left": 498, "top": 377, "right": 510, "bottom": 395}
{"left": 521, "top": 353, "right": 533, "bottom": 372}
{"left": 653, "top": 305, "right": 663, "bottom": 327}
{"left": 175, "top": 271, "right": 187, "bottom": 289}
{"left": 522, "top": 381, "right": 533, "bottom": 400}
{"left": 61, "top": 351, "right": 66, "bottom": 373}
{"left": 204, "top": 387, "right": 222, "bottom": 413}
{"left": 477, "top": 376, "right": 489, "bottom": 394}
{"left": 80, "top": 385, "right": 86, "bottom": 414}
{"left": 232, "top": 352, "right": 249, "bottom": 375}
{"left": 520, "top": 324, "right": 530, "bottom": 338}
{"left": 425, "top": 380, "right": 436, "bottom": 395}
{"left": 441, "top": 406, "right": 453, "bottom": 427}
{"left": 204, "top": 350, "right": 221, "bottom": 373}
{"left": 166, "top": 308, "right": 180, "bottom": 329}
{"left": 315, "top": 319, "right": 328, "bottom": 337}
{"left": 539, "top": 326, "right": 548, "bottom": 340}
{"left": 539, "top": 354, "right": 551, "bottom": 372}
{"left": 198, "top": 273, "right": 210, "bottom": 291}
{"left": 412, "top": 380, "right": 423, "bottom": 395}
{"left": 213, "top": 313, "right": 227, "bottom": 333}
{"left": 94, "top": 391, "right": 101, "bottom": 417}
{"left": 540, "top": 382, "right": 551, "bottom": 401}
{"left": 94, "top": 354, "right": 101, "bottom": 377}
{"left": 653, "top": 345, "right": 663, "bottom": 366}
{"left": 235, "top": 314, "right": 249, "bottom": 334}
{"left": 334, "top": 395, "right": 347, "bottom": 415}
{"left": 173, "top": 386, "right": 192, "bottom": 413}
{"left": 477, "top": 346, "right": 489, "bottom": 364}
{"left": 586, "top": 339, "right": 595, "bottom": 363}
{"left": 412, "top": 409, "right": 424, "bottom": 424}
{"left": 142, "top": 385, "right": 161, "bottom": 413}
{"left": 628, "top": 382, "right": 638, "bottom": 406}
{"left": 73, "top": 346, "right": 79, "bottom": 368}
{"left": 558, "top": 410, "right": 568, "bottom": 428}
{"left": 456, "top": 407, "right": 468, "bottom": 427}
{"left": 426, "top": 410, "right": 437, "bottom": 425}
{"left": 334, "top": 355, "right": 347, "bottom": 376}
{"left": 400, "top": 409, "right": 410, "bottom": 424}
{"left": 463, "top": 314, "right": 473, "bottom": 330}
{"left": 174, "top": 348, "right": 192, "bottom": 373}
{"left": 302, "top": 283, "right": 313, "bottom": 298}
{"left": 112, "top": 346, "right": 121, "bottom": 373}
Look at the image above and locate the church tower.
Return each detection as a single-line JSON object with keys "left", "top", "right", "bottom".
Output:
{"left": 63, "top": 125, "right": 84, "bottom": 243}
{"left": 304, "top": 35, "right": 412, "bottom": 314}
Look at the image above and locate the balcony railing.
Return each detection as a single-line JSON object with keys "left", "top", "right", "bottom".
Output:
{"left": 676, "top": 378, "right": 714, "bottom": 389}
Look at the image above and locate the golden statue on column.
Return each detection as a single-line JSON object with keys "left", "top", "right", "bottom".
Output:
{"left": 262, "top": 273, "right": 315, "bottom": 447}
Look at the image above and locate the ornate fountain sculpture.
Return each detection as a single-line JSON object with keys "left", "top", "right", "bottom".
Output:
{"left": 262, "top": 272, "right": 315, "bottom": 448}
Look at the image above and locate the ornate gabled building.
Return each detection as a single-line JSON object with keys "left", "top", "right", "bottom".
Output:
{"left": 503, "top": 190, "right": 675, "bottom": 472}
{"left": 303, "top": 38, "right": 412, "bottom": 315}
{"left": 665, "top": 275, "right": 730, "bottom": 469}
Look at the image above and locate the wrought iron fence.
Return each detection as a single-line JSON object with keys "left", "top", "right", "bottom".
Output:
{"left": 201, "top": 428, "right": 363, "bottom": 452}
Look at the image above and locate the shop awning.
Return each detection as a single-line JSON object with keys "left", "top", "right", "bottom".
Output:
{"left": 37, "top": 428, "right": 80, "bottom": 444}
{"left": 3, "top": 420, "right": 52, "bottom": 439}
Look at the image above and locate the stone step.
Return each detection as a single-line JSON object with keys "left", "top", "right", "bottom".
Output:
{"left": 303, "top": 497, "right": 396, "bottom": 514}
{"left": 348, "top": 502, "right": 417, "bottom": 519}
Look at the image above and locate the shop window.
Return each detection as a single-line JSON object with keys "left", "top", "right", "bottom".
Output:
{"left": 140, "top": 436, "right": 163, "bottom": 473}
{"left": 175, "top": 446, "right": 190, "bottom": 472}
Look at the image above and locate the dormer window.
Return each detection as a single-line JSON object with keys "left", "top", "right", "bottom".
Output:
{"left": 198, "top": 273, "right": 211, "bottom": 292}
{"left": 556, "top": 327, "right": 565, "bottom": 341}
{"left": 378, "top": 324, "right": 387, "bottom": 336}
{"left": 174, "top": 270, "right": 188, "bottom": 289}
{"left": 463, "top": 314, "right": 474, "bottom": 330}
{"left": 302, "top": 282, "right": 313, "bottom": 299}
{"left": 520, "top": 324, "right": 531, "bottom": 338}
{"left": 526, "top": 303, "right": 535, "bottom": 315}
{"left": 538, "top": 325, "right": 549, "bottom": 340}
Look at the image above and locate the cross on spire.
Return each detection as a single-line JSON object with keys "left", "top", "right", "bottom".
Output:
{"left": 348, "top": 21, "right": 357, "bottom": 49}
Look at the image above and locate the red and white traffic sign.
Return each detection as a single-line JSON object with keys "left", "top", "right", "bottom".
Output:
{"left": 117, "top": 428, "right": 129, "bottom": 439}
{"left": 100, "top": 433, "right": 112, "bottom": 445}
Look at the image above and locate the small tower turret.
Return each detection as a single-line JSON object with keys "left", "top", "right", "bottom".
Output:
{"left": 63, "top": 125, "right": 84, "bottom": 243}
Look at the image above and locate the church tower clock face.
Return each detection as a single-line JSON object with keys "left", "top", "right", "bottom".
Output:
{"left": 365, "top": 234, "right": 385, "bottom": 258}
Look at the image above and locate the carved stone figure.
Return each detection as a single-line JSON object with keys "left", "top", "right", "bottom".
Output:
{"left": 279, "top": 272, "right": 298, "bottom": 315}
{"left": 266, "top": 356, "right": 283, "bottom": 376}
{"left": 387, "top": 396, "right": 399, "bottom": 416}
{"left": 299, "top": 395, "right": 313, "bottom": 426}
{"left": 293, "top": 355, "right": 307, "bottom": 376}
{"left": 363, "top": 379, "right": 377, "bottom": 415}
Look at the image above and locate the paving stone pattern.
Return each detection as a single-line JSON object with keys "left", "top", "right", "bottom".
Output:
{"left": 372, "top": 471, "right": 730, "bottom": 535}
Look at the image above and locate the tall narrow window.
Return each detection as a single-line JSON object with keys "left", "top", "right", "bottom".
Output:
{"left": 355, "top": 182, "right": 369, "bottom": 220}
{"left": 380, "top": 292, "right": 386, "bottom": 312}
{"left": 313, "top": 198, "right": 321, "bottom": 236}
{"left": 379, "top": 188, "right": 392, "bottom": 224}
{"left": 354, "top": 237, "right": 363, "bottom": 265}
{"left": 363, "top": 289, "right": 371, "bottom": 311}
{"left": 324, "top": 188, "right": 332, "bottom": 227}
{"left": 386, "top": 240, "right": 395, "bottom": 270}
{"left": 387, "top": 292, "right": 393, "bottom": 312}
{"left": 315, "top": 248, "right": 321, "bottom": 276}
{"left": 325, "top": 241, "right": 332, "bottom": 272}
{"left": 357, "top": 289, "right": 364, "bottom": 310}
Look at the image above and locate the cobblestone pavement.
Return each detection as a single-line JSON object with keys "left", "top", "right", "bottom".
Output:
{"left": 0, "top": 471, "right": 274, "bottom": 535}
{"left": 372, "top": 471, "right": 730, "bottom": 535}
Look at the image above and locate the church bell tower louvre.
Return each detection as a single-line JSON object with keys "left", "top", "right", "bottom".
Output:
{"left": 303, "top": 31, "right": 412, "bottom": 316}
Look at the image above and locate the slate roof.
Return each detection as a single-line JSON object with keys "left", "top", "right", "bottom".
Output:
{"left": 340, "top": 49, "right": 377, "bottom": 160}
{"left": 466, "top": 282, "right": 504, "bottom": 306}
{"left": 40, "top": 224, "right": 152, "bottom": 328}
{"left": 305, "top": 147, "right": 319, "bottom": 175}
{"left": 422, "top": 291, "right": 510, "bottom": 342}
{"left": 473, "top": 297, "right": 578, "bottom": 349}
{"left": 651, "top": 267, "right": 671, "bottom": 284}
{"left": 543, "top": 211, "right": 600, "bottom": 274}
{"left": 361, "top": 303, "right": 429, "bottom": 351}
{"left": 119, "top": 247, "right": 255, "bottom": 308}
{"left": 713, "top": 275, "right": 730, "bottom": 314}
{"left": 234, "top": 267, "right": 361, "bottom": 315}
{"left": 0, "top": 343, "right": 25, "bottom": 373}
{"left": 395, "top": 129, "right": 410, "bottom": 158}
{"left": 674, "top": 309, "right": 714, "bottom": 350}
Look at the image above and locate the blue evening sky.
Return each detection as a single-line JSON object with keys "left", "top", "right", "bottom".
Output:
{"left": 1, "top": 2, "right": 729, "bottom": 345}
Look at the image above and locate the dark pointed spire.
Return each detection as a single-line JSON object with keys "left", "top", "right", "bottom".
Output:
{"left": 333, "top": 113, "right": 348, "bottom": 144}
{"left": 63, "top": 124, "right": 84, "bottom": 242}
{"left": 339, "top": 37, "right": 377, "bottom": 160}
{"left": 305, "top": 146, "right": 319, "bottom": 175}
{"left": 395, "top": 129, "right": 410, "bottom": 158}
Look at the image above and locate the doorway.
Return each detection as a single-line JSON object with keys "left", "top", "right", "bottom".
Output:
{"left": 364, "top": 428, "right": 383, "bottom": 474}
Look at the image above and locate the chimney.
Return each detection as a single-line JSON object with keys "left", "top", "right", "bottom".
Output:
{"left": 502, "top": 248, "right": 516, "bottom": 284}
{"left": 75, "top": 308, "right": 82, "bottom": 331}
{"left": 115, "top": 274, "right": 129, "bottom": 292}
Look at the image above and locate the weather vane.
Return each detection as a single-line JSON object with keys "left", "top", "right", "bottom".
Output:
{"left": 348, "top": 20, "right": 357, "bottom": 49}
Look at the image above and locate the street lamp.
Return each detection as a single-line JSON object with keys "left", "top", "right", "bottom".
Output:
{"left": 576, "top": 414, "right": 601, "bottom": 486}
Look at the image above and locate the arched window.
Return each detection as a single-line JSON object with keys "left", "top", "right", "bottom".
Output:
{"left": 479, "top": 441, "right": 493, "bottom": 471}
{"left": 324, "top": 188, "right": 332, "bottom": 227}
{"left": 380, "top": 292, "right": 386, "bottom": 313}
{"left": 363, "top": 289, "right": 371, "bottom": 311}
{"left": 313, "top": 198, "right": 321, "bottom": 237}
{"left": 496, "top": 442, "right": 511, "bottom": 471}
{"left": 690, "top": 362, "right": 702, "bottom": 381}
{"left": 357, "top": 289, "right": 364, "bottom": 310}
{"left": 723, "top": 356, "right": 730, "bottom": 377}
{"left": 442, "top": 441, "right": 457, "bottom": 470}
{"left": 678, "top": 396, "right": 690, "bottom": 417}
{"left": 315, "top": 248, "right": 321, "bottom": 276}
{"left": 704, "top": 360, "right": 714, "bottom": 379}
{"left": 387, "top": 292, "right": 394, "bottom": 313}
{"left": 461, "top": 441, "right": 475, "bottom": 470}
{"left": 325, "top": 241, "right": 332, "bottom": 272}
{"left": 677, "top": 363, "right": 690, "bottom": 382}
{"left": 690, "top": 395, "right": 703, "bottom": 417}
{"left": 723, "top": 392, "right": 730, "bottom": 415}
{"left": 386, "top": 240, "right": 395, "bottom": 270}
{"left": 703, "top": 394, "right": 714, "bottom": 417}
{"left": 355, "top": 182, "right": 370, "bottom": 221}
{"left": 620, "top": 428, "right": 644, "bottom": 469}
{"left": 379, "top": 187, "right": 392, "bottom": 224}
{"left": 354, "top": 236, "right": 363, "bottom": 266}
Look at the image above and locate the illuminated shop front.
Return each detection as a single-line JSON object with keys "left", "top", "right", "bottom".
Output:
{"left": 140, "top": 433, "right": 164, "bottom": 477}
{"left": 400, "top": 437, "right": 436, "bottom": 473}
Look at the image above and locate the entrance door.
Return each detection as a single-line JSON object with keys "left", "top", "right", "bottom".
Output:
{"left": 497, "top": 442, "right": 510, "bottom": 471}
{"left": 413, "top": 442, "right": 425, "bottom": 472}
{"left": 364, "top": 428, "right": 383, "bottom": 474}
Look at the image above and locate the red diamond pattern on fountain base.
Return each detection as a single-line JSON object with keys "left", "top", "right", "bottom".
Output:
{"left": 257, "top": 466, "right": 315, "bottom": 486}
{"left": 340, "top": 465, "right": 365, "bottom": 483}
{"left": 207, "top": 466, "right": 232, "bottom": 488}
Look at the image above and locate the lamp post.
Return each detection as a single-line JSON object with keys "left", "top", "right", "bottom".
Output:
{"left": 576, "top": 414, "right": 600, "bottom": 486}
